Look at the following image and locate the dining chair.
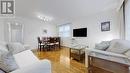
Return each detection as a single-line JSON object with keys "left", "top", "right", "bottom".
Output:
{"left": 42, "top": 37, "right": 49, "bottom": 51}
{"left": 47, "top": 37, "right": 55, "bottom": 50}
{"left": 54, "top": 37, "right": 60, "bottom": 50}
{"left": 37, "top": 37, "right": 45, "bottom": 51}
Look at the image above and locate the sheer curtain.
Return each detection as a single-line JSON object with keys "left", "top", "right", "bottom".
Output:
{"left": 119, "top": 2, "right": 125, "bottom": 39}
{"left": 125, "top": 0, "right": 130, "bottom": 40}
{"left": 58, "top": 23, "right": 71, "bottom": 47}
{"left": 59, "top": 24, "right": 71, "bottom": 37}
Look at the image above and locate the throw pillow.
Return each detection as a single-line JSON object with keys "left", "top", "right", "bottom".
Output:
{"left": 7, "top": 43, "right": 27, "bottom": 54}
{"left": 0, "top": 45, "right": 9, "bottom": 54}
{"left": 107, "top": 39, "right": 130, "bottom": 54}
{"left": 0, "top": 52, "right": 19, "bottom": 73}
{"left": 95, "top": 41, "right": 110, "bottom": 50}
{"left": 0, "top": 45, "right": 19, "bottom": 73}
{"left": 125, "top": 50, "right": 130, "bottom": 58}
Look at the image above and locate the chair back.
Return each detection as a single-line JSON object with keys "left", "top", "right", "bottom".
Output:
{"left": 56, "top": 37, "right": 60, "bottom": 42}
{"left": 42, "top": 37, "right": 50, "bottom": 44}
{"left": 50, "top": 37, "right": 55, "bottom": 43}
{"left": 37, "top": 37, "right": 42, "bottom": 44}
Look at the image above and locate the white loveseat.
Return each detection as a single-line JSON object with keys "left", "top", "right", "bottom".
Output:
{"left": 0, "top": 42, "right": 51, "bottom": 73}
{"left": 86, "top": 39, "right": 130, "bottom": 66}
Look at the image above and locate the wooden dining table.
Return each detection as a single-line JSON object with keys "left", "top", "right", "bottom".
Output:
{"left": 40, "top": 37, "right": 60, "bottom": 51}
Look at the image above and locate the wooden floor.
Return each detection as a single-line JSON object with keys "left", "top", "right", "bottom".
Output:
{"left": 33, "top": 47, "right": 87, "bottom": 73}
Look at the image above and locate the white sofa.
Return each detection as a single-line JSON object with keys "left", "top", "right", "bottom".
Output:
{"left": 86, "top": 39, "right": 130, "bottom": 66}
{"left": 0, "top": 42, "right": 51, "bottom": 73}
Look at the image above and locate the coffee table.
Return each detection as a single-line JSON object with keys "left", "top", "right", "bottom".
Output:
{"left": 70, "top": 45, "right": 86, "bottom": 61}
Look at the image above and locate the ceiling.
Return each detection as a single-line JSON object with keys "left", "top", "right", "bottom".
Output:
{"left": 15, "top": 0, "right": 124, "bottom": 21}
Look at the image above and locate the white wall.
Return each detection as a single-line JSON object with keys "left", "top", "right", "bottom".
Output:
{"left": 0, "top": 10, "right": 121, "bottom": 49}
{"left": 22, "top": 18, "right": 57, "bottom": 49}
{"left": 125, "top": 0, "right": 130, "bottom": 40}
{"left": 0, "top": 18, "right": 24, "bottom": 43}
{"left": 0, "top": 17, "right": 58, "bottom": 49}
{"left": 0, "top": 19, "right": 5, "bottom": 42}
{"left": 60, "top": 10, "right": 120, "bottom": 48}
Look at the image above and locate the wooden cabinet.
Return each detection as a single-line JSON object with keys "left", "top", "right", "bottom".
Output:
{"left": 88, "top": 56, "right": 130, "bottom": 73}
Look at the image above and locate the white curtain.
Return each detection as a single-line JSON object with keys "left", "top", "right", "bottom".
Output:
{"left": 58, "top": 23, "right": 71, "bottom": 47}
{"left": 125, "top": 0, "right": 130, "bottom": 40}
{"left": 119, "top": 3, "right": 125, "bottom": 39}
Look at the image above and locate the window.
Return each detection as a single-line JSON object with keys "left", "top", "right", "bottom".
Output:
{"left": 59, "top": 24, "right": 71, "bottom": 37}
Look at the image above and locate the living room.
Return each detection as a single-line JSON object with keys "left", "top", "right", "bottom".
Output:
{"left": 0, "top": 0, "right": 130, "bottom": 73}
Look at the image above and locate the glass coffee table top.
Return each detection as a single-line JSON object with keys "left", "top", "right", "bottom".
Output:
{"left": 70, "top": 45, "right": 87, "bottom": 50}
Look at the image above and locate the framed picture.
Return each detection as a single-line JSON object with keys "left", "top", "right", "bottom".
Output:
{"left": 101, "top": 21, "right": 110, "bottom": 31}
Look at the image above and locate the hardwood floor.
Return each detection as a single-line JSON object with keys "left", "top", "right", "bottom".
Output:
{"left": 33, "top": 47, "right": 87, "bottom": 73}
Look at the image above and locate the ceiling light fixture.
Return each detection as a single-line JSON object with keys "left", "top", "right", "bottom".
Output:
{"left": 37, "top": 14, "right": 53, "bottom": 22}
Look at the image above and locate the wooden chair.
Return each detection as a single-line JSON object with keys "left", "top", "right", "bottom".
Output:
{"left": 47, "top": 37, "right": 55, "bottom": 50}
{"left": 42, "top": 37, "right": 49, "bottom": 51}
{"left": 37, "top": 37, "right": 44, "bottom": 51}
{"left": 54, "top": 37, "right": 60, "bottom": 50}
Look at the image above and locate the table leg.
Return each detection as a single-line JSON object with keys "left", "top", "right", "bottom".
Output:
{"left": 79, "top": 50, "right": 81, "bottom": 61}
{"left": 70, "top": 48, "right": 71, "bottom": 59}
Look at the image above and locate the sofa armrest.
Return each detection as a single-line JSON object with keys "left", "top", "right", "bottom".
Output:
{"left": 86, "top": 48, "right": 127, "bottom": 58}
{"left": 0, "top": 69, "right": 5, "bottom": 73}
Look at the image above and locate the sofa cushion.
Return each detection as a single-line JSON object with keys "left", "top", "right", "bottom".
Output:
{"left": 95, "top": 41, "right": 110, "bottom": 50}
{"left": 7, "top": 43, "right": 27, "bottom": 54}
{"left": 107, "top": 39, "right": 130, "bottom": 54}
{"left": 0, "top": 44, "right": 19, "bottom": 73}
{"left": 87, "top": 48, "right": 127, "bottom": 58}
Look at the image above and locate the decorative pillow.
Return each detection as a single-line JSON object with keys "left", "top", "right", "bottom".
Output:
{"left": 107, "top": 39, "right": 130, "bottom": 54}
{"left": 0, "top": 45, "right": 9, "bottom": 54}
{"left": 95, "top": 41, "right": 110, "bottom": 50}
{"left": 7, "top": 43, "right": 27, "bottom": 54}
{"left": 125, "top": 50, "right": 130, "bottom": 58}
{"left": 0, "top": 52, "right": 19, "bottom": 73}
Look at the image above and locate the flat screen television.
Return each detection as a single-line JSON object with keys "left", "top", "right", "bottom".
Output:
{"left": 73, "top": 28, "right": 87, "bottom": 37}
